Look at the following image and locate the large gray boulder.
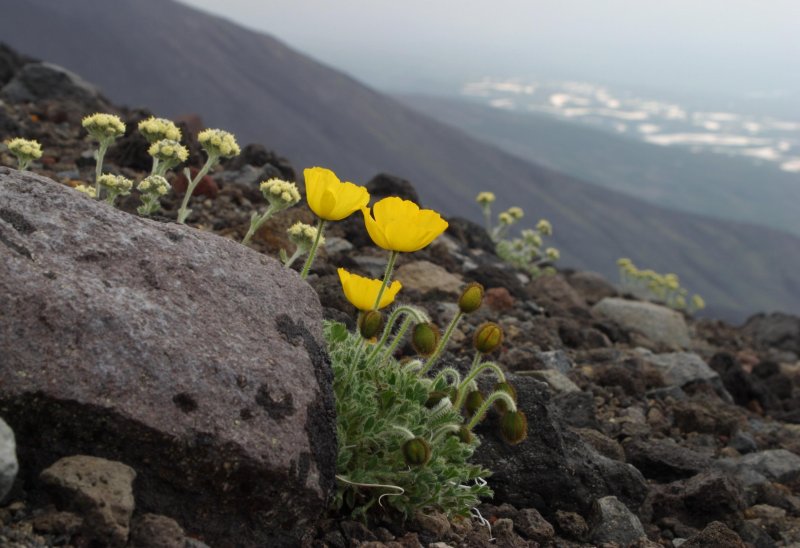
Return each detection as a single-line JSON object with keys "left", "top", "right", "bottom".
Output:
{"left": 0, "top": 169, "right": 336, "bottom": 546}
{"left": 592, "top": 297, "right": 690, "bottom": 350}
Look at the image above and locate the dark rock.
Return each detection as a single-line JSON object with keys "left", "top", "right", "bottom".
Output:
{"left": 681, "top": 521, "right": 747, "bottom": 548}
{"left": 719, "top": 449, "right": 800, "bottom": 486}
{"left": 743, "top": 313, "right": 800, "bottom": 356}
{"left": 729, "top": 431, "right": 759, "bottom": 454}
{"left": 526, "top": 274, "right": 587, "bottom": 315}
{"left": 492, "top": 518, "right": 527, "bottom": 548}
{"left": 445, "top": 217, "right": 495, "bottom": 254}
{"left": 365, "top": 173, "right": 420, "bottom": 204}
{"left": 0, "top": 418, "right": 17, "bottom": 501}
{"left": 466, "top": 263, "right": 527, "bottom": 299}
{"left": 648, "top": 470, "right": 746, "bottom": 528}
{"left": 565, "top": 270, "right": 618, "bottom": 305}
{"left": 589, "top": 495, "right": 646, "bottom": 545}
{"left": 225, "top": 143, "right": 295, "bottom": 182}
{"left": 624, "top": 438, "right": 712, "bottom": 482}
{"left": 1, "top": 62, "right": 108, "bottom": 111}
{"left": 737, "top": 519, "right": 778, "bottom": 548}
{"left": 0, "top": 170, "right": 337, "bottom": 546}
{"left": 709, "top": 352, "right": 775, "bottom": 409}
{"left": 40, "top": 456, "right": 136, "bottom": 547}
{"left": 474, "top": 376, "right": 647, "bottom": 517}
{"left": 537, "top": 350, "right": 574, "bottom": 373}
{"left": 171, "top": 166, "right": 219, "bottom": 198}
{"left": 638, "top": 350, "right": 732, "bottom": 401}
{"left": 572, "top": 428, "right": 625, "bottom": 461}
{"left": 672, "top": 399, "right": 745, "bottom": 436}
{"left": 0, "top": 43, "right": 32, "bottom": 86}
{"left": 340, "top": 520, "right": 377, "bottom": 543}
{"left": 129, "top": 514, "right": 186, "bottom": 548}
{"left": 551, "top": 391, "right": 599, "bottom": 429}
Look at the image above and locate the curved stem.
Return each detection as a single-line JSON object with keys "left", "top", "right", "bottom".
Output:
{"left": 300, "top": 218, "right": 326, "bottom": 279}
{"left": 380, "top": 317, "right": 412, "bottom": 364}
{"left": 365, "top": 305, "right": 428, "bottom": 364}
{"left": 150, "top": 157, "right": 160, "bottom": 176}
{"left": 419, "top": 310, "right": 463, "bottom": 376}
{"left": 455, "top": 361, "right": 506, "bottom": 409}
{"left": 432, "top": 424, "right": 461, "bottom": 443}
{"left": 177, "top": 154, "right": 217, "bottom": 224}
{"left": 242, "top": 205, "right": 277, "bottom": 245}
{"left": 373, "top": 250, "right": 399, "bottom": 310}
{"left": 432, "top": 367, "right": 462, "bottom": 389}
{"left": 466, "top": 391, "right": 517, "bottom": 431}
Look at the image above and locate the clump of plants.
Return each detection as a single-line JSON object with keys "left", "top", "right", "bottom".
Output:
{"left": 476, "top": 191, "right": 559, "bottom": 277}
{"left": 4, "top": 137, "right": 42, "bottom": 170}
{"left": 295, "top": 170, "right": 526, "bottom": 519}
{"left": 617, "top": 258, "right": 706, "bottom": 313}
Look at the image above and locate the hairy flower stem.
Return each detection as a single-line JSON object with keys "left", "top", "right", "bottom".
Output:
{"left": 379, "top": 317, "right": 413, "bottom": 364}
{"left": 372, "top": 251, "right": 399, "bottom": 310}
{"left": 150, "top": 157, "right": 160, "bottom": 176}
{"left": 242, "top": 205, "right": 277, "bottom": 245}
{"left": 482, "top": 204, "right": 492, "bottom": 234}
{"left": 93, "top": 142, "right": 109, "bottom": 198}
{"left": 466, "top": 391, "right": 517, "bottom": 431}
{"left": 454, "top": 361, "right": 507, "bottom": 409}
{"left": 419, "top": 310, "right": 463, "bottom": 376}
{"left": 300, "top": 219, "right": 326, "bottom": 279}
{"left": 432, "top": 424, "right": 461, "bottom": 443}
{"left": 432, "top": 367, "right": 462, "bottom": 389}
{"left": 177, "top": 154, "right": 217, "bottom": 224}
{"left": 283, "top": 248, "right": 304, "bottom": 269}
{"left": 365, "top": 305, "right": 427, "bottom": 365}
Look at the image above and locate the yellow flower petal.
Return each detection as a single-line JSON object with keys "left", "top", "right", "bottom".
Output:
{"left": 338, "top": 268, "right": 402, "bottom": 311}
{"left": 304, "top": 167, "right": 369, "bottom": 221}
{"left": 362, "top": 197, "right": 448, "bottom": 252}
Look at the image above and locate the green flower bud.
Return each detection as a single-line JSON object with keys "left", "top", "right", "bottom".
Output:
{"left": 474, "top": 322, "right": 503, "bottom": 354}
{"left": 458, "top": 282, "right": 484, "bottom": 314}
{"left": 464, "top": 390, "right": 485, "bottom": 417}
{"left": 500, "top": 410, "right": 528, "bottom": 445}
{"left": 493, "top": 382, "right": 517, "bottom": 413}
{"left": 402, "top": 437, "right": 431, "bottom": 466}
{"left": 358, "top": 310, "right": 383, "bottom": 339}
{"left": 458, "top": 426, "right": 474, "bottom": 444}
{"left": 412, "top": 322, "right": 440, "bottom": 357}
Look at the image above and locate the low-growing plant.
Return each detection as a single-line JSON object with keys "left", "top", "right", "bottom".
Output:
{"left": 177, "top": 128, "right": 240, "bottom": 224}
{"left": 82, "top": 113, "right": 126, "bottom": 198}
{"left": 242, "top": 178, "right": 301, "bottom": 245}
{"left": 617, "top": 258, "right": 706, "bottom": 313}
{"left": 476, "top": 192, "right": 559, "bottom": 278}
{"left": 137, "top": 174, "right": 171, "bottom": 216}
{"left": 281, "top": 222, "right": 324, "bottom": 268}
{"left": 147, "top": 139, "right": 189, "bottom": 178}
{"left": 4, "top": 137, "right": 42, "bottom": 170}
{"left": 97, "top": 173, "right": 133, "bottom": 206}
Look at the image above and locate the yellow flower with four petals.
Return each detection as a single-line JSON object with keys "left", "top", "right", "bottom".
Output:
{"left": 338, "top": 268, "right": 402, "bottom": 311}
{"left": 305, "top": 167, "right": 370, "bottom": 221}
{"left": 362, "top": 197, "right": 448, "bottom": 253}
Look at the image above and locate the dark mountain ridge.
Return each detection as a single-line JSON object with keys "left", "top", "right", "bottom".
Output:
{"left": 1, "top": 0, "right": 799, "bottom": 321}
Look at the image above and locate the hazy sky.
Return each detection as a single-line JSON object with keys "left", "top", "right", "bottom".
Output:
{"left": 178, "top": 0, "right": 800, "bottom": 95}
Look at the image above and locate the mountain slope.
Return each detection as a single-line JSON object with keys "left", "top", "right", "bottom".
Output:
{"left": 399, "top": 94, "right": 800, "bottom": 237}
{"left": 1, "top": 0, "right": 799, "bottom": 321}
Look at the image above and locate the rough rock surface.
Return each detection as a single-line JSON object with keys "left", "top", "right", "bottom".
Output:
{"left": 743, "top": 313, "right": 800, "bottom": 357}
{"left": 589, "top": 495, "right": 645, "bottom": 545}
{"left": 474, "top": 376, "right": 648, "bottom": 517}
{"left": 0, "top": 417, "right": 17, "bottom": 501}
{"left": 592, "top": 298, "right": 690, "bottom": 350}
{"left": 0, "top": 169, "right": 337, "bottom": 546}
{"left": 394, "top": 260, "right": 464, "bottom": 295}
{"left": 1, "top": 62, "right": 107, "bottom": 110}
{"left": 40, "top": 456, "right": 136, "bottom": 547}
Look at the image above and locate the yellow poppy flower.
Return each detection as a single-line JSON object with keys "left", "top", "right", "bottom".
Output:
{"left": 362, "top": 197, "right": 448, "bottom": 252}
{"left": 304, "top": 167, "right": 369, "bottom": 221}
{"left": 338, "top": 268, "right": 402, "bottom": 311}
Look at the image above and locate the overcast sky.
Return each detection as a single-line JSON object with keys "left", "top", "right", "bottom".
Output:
{"left": 177, "top": 0, "right": 800, "bottom": 95}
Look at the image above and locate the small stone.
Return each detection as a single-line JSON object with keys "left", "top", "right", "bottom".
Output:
{"left": 129, "top": 513, "right": 186, "bottom": 548}
{"left": 537, "top": 350, "right": 574, "bottom": 373}
{"left": 395, "top": 260, "right": 464, "bottom": 295}
{"left": 514, "top": 507, "right": 555, "bottom": 543}
{"left": 518, "top": 369, "right": 580, "bottom": 393}
{"left": 40, "top": 455, "right": 136, "bottom": 547}
{"left": 31, "top": 509, "right": 83, "bottom": 535}
{"left": 412, "top": 510, "right": 451, "bottom": 538}
{"left": 680, "top": 521, "right": 746, "bottom": 548}
{"left": 592, "top": 298, "right": 690, "bottom": 351}
{"left": 554, "top": 510, "right": 588, "bottom": 541}
{"left": 573, "top": 428, "right": 625, "bottom": 461}
{"left": 492, "top": 518, "right": 527, "bottom": 548}
{"left": 0, "top": 418, "right": 17, "bottom": 501}
{"left": 590, "top": 495, "right": 646, "bottom": 545}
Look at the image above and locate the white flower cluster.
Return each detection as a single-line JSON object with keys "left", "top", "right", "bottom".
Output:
{"left": 97, "top": 173, "right": 133, "bottom": 193}
{"left": 82, "top": 113, "right": 126, "bottom": 142}
{"left": 138, "top": 117, "right": 181, "bottom": 143}
{"left": 288, "top": 221, "right": 324, "bottom": 249}
{"left": 198, "top": 128, "right": 240, "bottom": 158}
{"left": 138, "top": 174, "right": 170, "bottom": 196}
{"left": 260, "top": 178, "right": 300, "bottom": 210}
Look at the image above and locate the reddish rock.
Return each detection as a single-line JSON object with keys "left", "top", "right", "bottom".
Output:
{"left": 484, "top": 286, "right": 515, "bottom": 312}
